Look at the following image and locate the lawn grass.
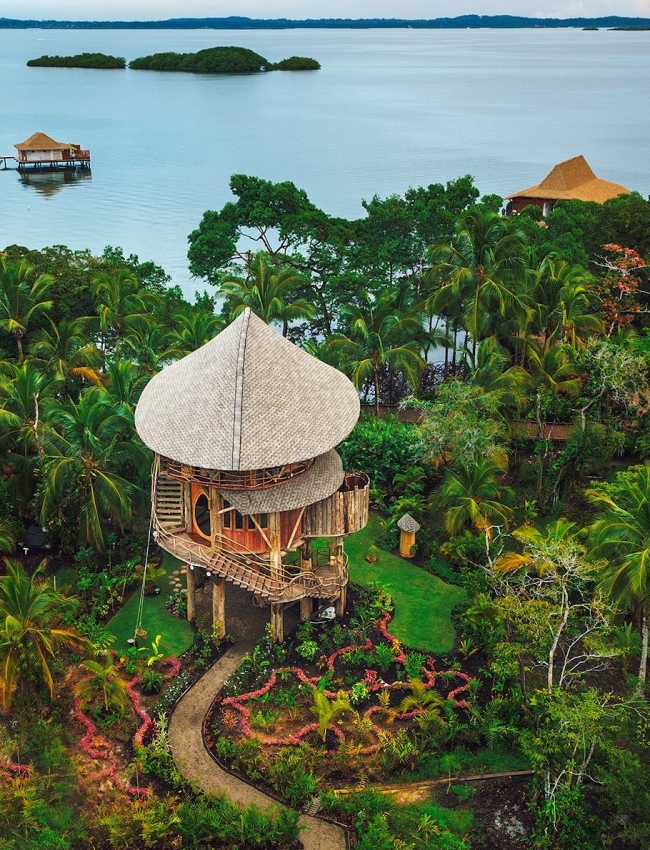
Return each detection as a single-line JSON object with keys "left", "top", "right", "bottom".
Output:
{"left": 106, "top": 552, "right": 193, "bottom": 658}
{"left": 342, "top": 513, "right": 466, "bottom": 654}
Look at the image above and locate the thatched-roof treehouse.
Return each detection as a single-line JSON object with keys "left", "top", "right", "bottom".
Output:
{"left": 14, "top": 131, "right": 90, "bottom": 170}
{"left": 135, "top": 309, "right": 369, "bottom": 642}
{"left": 505, "top": 155, "right": 629, "bottom": 216}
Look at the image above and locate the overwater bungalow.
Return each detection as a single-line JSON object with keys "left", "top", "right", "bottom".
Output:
{"left": 505, "top": 155, "right": 629, "bottom": 216}
{"left": 14, "top": 131, "right": 90, "bottom": 170}
{"left": 134, "top": 309, "right": 370, "bottom": 642}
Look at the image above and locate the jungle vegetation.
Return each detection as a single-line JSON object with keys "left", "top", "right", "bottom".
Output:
{"left": 1, "top": 172, "right": 650, "bottom": 847}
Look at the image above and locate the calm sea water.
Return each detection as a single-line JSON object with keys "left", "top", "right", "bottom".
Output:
{"left": 1, "top": 28, "right": 649, "bottom": 299}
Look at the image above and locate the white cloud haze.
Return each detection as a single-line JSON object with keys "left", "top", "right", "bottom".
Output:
{"left": 2, "top": 0, "right": 650, "bottom": 19}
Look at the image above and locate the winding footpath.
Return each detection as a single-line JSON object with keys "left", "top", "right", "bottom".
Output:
{"left": 168, "top": 640, "right": 347, "bottom": 850}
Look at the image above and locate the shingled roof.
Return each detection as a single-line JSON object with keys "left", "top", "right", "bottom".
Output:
{"left": 14, "top": 132, "right": 73, "bottom": 151}
{"left": 135, "top": 309, "right": 360, "bottom": 471}
{"left": 506, "top": 155, "right": 629, "bottom": 204}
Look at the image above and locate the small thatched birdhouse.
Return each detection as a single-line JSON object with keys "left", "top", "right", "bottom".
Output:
{"left": 397, "top": 514, "right": 420, "bottom": 558}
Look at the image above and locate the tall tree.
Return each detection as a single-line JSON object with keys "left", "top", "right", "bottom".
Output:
{"left": 0, "top": 258, "right": 53, "bottom": 365}
{"left": 40, "top": 388, "right": 148, "bottom": 551}
{"left": 436, "top": 455, "right": 515, "bottom": 537}
{"left": 588, "top": 463, "right": 650, "bottom": 691}
{"left": 220, "top": 252, "right": 316, "bottom": 336}
{"left": 428, "top": 209, "right": 529, "bottom": 356}
{"left": 326, "top": 287, "right": 431, "bottom": 414}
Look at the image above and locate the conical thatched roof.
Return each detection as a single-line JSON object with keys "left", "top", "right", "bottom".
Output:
{"left": 397, "top": 514, "right": 420, "bottom": 533}
{"left": 135, "top": 309, "right": 360, "bottom": 470}
{"left": 219, "top": 450, "right": 343, "bottom": 515}
{"left": 506, "top": 155, "right": 629, "bottom": 204}
{"left": 14, "top": 132, "right": 73, "bottom": 151}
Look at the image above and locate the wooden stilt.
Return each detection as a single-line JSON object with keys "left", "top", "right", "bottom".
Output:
{"left": 269, "top": 513, "right": 284, "bottom": 643}
{"left": 212, "top": 576, "right": 226, "bottom": 638}
{"left": 271, "top": 603, "right": 284, "bottom": 644}
{"left": 300, "top": 597, "right": 313, "bottom": 621}
{"left": 334, "top": 536, "right": 346, "bottom": 618}
{"left": 300, "top": 541, "right": 312, "bottom": 621}
{"left": 186, "top": 564, "right": 196, "bottom": 623}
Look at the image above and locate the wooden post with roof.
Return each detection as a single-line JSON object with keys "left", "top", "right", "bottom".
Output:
{"left": 135, "top": 309, "right": 370, "bottom": 643}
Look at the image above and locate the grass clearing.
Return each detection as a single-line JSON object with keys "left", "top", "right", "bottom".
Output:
{"left": 106, "top": 552, "right": 193, "bottom": 658}
{"left": 343, "top": 513, "right": 466, "bottom": 654}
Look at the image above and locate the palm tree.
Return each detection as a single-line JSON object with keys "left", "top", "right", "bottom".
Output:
{"left": 40, "top": 387, "right": 149, "bottom": 551}
{"left": 0, "top": 258, "right": 54, "bottom": 364}
{"left": 427, "top": 210, "right": 530, "bottom": 357}
{"left": 164, "top": 310, "right": 224, "bottom": 357}
{"left": 0, "top": 361, "right": 59, "bottom": 460}
{"left": 587, "top": 464, "right": 650, "bottom": 691}
{"left": 101, "top": 359, "right": 148, "bottom": 415}
{"left": 0, "top": 519, "right": 18, "bottom": 554}
{"left": 326, "top": 287, "right": 431, "bottom": 414}
{"left": 93, "top": 269, "right": 154, "bottom": 357}
{"left": 436, "top": 455, "right": 515, "bottom": 537}
{"left": 77, "top": 650, "right": 130, "bottom": 715}
{"left": 397, "top": 679, "right": 445, "bottom": 729}
{"left": 0, "top": 559, "right": 90, "bottom": 711}
{"left": 464, "top": 336, "right": 530, "bottom": 415}
{"left": 220, "top": 252, "right": 316, "bottom": 336}
{"left": 29, "top": 318, "right": 102, "bottom": 393}
{"left": 535, "top": 257, "right": 600, "bottom": 350}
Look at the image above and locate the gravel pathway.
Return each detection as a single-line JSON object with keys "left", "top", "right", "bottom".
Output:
{"left": 169, "top": 640, "right": 347, "bottom": 850}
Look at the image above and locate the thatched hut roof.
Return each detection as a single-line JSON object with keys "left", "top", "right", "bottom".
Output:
{"left": 135, "top": 309, "right": 360, "bottom": 471}
{"left": 219, "top": 450, "right": 343, "bottom": 515}
{"left": 14, "top": 132, "right": 73, "bottom": 151}
{"left": 506, "top": 155, "right": 629, "bottom": 204}
{"left": 397, "top": 514, "right": 420, "bottom": 533}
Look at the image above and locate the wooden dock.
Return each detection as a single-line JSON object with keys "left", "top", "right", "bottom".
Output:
{"left": 1, "top": 156, "right": 17, "bottom": 170}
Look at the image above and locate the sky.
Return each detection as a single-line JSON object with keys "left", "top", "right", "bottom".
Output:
{"left": 3, "top": 0, "right": 650, "bottom": 21}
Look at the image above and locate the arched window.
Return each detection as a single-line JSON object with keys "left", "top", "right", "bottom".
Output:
{"left": 192, "top": 489, "right": 211, "bottom": 540}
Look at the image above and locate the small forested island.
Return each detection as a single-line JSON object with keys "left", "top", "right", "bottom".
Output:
{"left": 26, "top": 52, "right": 126, "bottom": 69}
{"left": 129, "top": 46, "right": 320, "bottom": 73}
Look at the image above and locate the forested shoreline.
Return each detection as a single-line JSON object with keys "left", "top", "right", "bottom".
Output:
{"left": 2, "top": 172, "right": 650, "bottom": 848}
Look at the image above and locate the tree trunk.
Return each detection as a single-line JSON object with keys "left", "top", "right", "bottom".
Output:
{"left": 374, "top": 368, "right": 381, "bottom": 416}
{"left": 15, "top": 332, "right": 24, "bottom": 366}
{"left": 638, "top": 610, "right": 648, "bottom": 695}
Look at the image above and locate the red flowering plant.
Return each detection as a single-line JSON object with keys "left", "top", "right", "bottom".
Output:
{"left": 591, "top": 243, "right": 647, "bottom": 335}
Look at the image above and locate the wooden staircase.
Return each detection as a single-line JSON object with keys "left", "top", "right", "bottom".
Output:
{"left": 155, "top": 475, "right": 184, "bottom": 531}
{"left": 152, "top": 469, "right": 346, "bottom": 604}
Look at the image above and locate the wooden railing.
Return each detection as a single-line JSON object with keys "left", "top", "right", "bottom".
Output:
{"left": 161, "top": 455, "right": 314, "bottom": 490}
{"left": 151, "top": 462, "right": 347, "bottom": 603}
{"left": 303, "top": 472, "right": 370, "bottom": 538}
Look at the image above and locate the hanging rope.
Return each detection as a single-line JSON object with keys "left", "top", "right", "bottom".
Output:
{"left": 134, "top": 510, "right": 154, "bottom": 638}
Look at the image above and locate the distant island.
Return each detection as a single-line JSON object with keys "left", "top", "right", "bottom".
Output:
{"left": 2, "top": 15, "right": 650, "bottom": 29}
{"left": 129, "top": 47, "right": 319, "bottom": 73}
{"left": 27, "top": 52, "right": 125, "bottom": 68}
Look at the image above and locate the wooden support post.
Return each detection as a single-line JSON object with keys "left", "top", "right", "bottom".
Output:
{"left": 334, "top": 536, "right": 346, "bottom": 618}
{"left": 271, "top": 603, "right": 284, "bottom": 644}
{"left": 300, "top": 541, "right": 312, "bottom": 621}
{"left": 183, "top": 482, "right": 192, "bottom": 534}
{"left": 399, "top": 530, "right": 416, "bottom": 558}
{"left": 186, "top": 564, "right": 196, "bottom": 623}
{"left": 269, "top": 513, "right": 284, "bottom": 643}
{"left": 212, "top": 576, "right": 226, "bottom": 638}
{"left": 210, "top": 489, "right": 222, "bottom": 549}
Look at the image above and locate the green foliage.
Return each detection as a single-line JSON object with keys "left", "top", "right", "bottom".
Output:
{"left": 338, "top": 415, "right": 419, "bottom": 499}
{"left": 267, "top": 746, "right": 320, "bottom": 806}
{"left": 129, "top": 46, "right": 273, "bottom": 73}
{"left": 273, "top": 55, "right": 321, "bottom": 70}
{"left": 27, "top": 52, "right": 125, "bottom": 68}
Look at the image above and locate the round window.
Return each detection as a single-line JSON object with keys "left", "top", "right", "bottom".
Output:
{"left": 193, "top": 493, "right": 211, "bottom": 538}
